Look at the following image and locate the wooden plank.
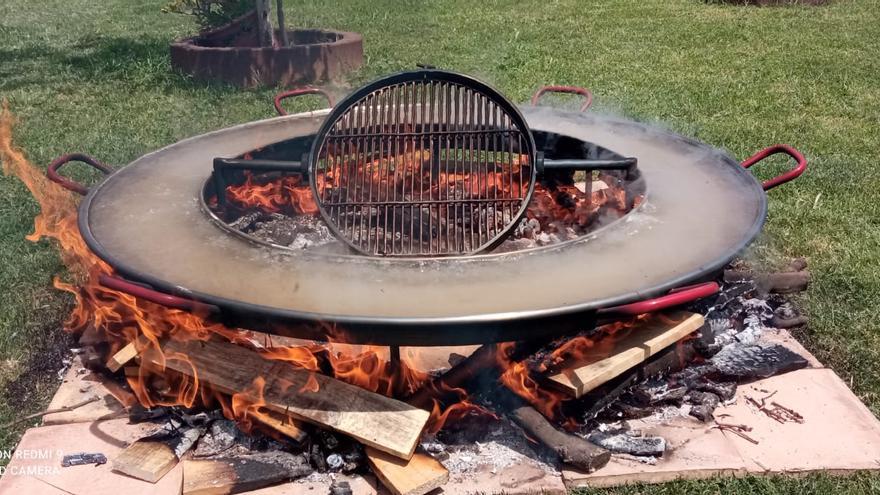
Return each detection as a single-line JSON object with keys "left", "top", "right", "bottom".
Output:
{"left": 150, "top": 339, "right": 429, "bottom": 460}
{"left": 366, "top": 447, "right": 448, "bottom": 495}
{"left": 547, "top": 312, "right": 704, "bottom": 398}
{"left": 182, "top": 453, "right": 310, "bottom": 495}
{"left": 112, "top": 440, "right": 177, "bottom": 483}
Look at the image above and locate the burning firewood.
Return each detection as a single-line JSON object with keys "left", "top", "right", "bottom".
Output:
{"left": 404, "top": 342, "right": 612, "bottom": 473}
{"left": 541, "top": 312, "right": 705, "bottom": 398}
{"left": 142, "top": 339, "right": 430, "bottom": 460}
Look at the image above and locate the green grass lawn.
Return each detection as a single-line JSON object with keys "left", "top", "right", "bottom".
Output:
{"left": 1, "top": 0, "right": 879, "bottom": 491}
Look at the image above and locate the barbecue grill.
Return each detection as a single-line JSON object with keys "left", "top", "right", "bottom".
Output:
{"left": 214, "top": 70, "right": 638, "bottom": 256}
{"left": 48, "top": 73, "right": 806, "bottom": 345}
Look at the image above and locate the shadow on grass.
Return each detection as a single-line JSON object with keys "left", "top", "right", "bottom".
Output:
{"left": 0, "top": 34, "right": 238, "bottom": 92}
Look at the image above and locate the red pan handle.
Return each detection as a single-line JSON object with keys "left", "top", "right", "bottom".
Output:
{"left": 531, "top": 85, "right": 593, "bottom": 112}
{"left": 46, "top": 153, "right": 113, "bottom": 195}
{"left": 98, "top": 275, "right": 218, "bottom": 313}
{"left": 597, "top": 281, "right": 720, "bottom": 316}
{"left": 274, "top": 88, "right": 335, "bottom": 116}
{"left": 741, "top": 145, "right": 807, "bottom": 191}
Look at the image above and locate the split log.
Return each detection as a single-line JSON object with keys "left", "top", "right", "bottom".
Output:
{"left": 405, "top": 344, "right": 498, "bottom": 411}
{"left": 545, "top": 312, "right": 704, "bottom": 398}
{"left": 147, "top": 339, "right": 429, "bottom": 460}
{"left": 498, "top": 389, "right": 611, "bottom": 472}
{"left": 183, "top": 452, "right": 311, "bottom": 495}
{"left": 365, "top": 447, "right": 448, "bottom": 495}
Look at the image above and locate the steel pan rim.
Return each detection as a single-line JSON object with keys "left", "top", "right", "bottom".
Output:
{"left": 77, "top": 109, "right": 768, "bottom": 334}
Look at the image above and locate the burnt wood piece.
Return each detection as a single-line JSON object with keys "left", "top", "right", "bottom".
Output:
{"left": 405, "top": 344, "right": 498, "bottom": 411}
{"left": 148, "top": 340, "right": 429, "bottom": 460}
{"left": 723, "top": 269, "right": 810, "bottom": 294}
{"left": 112, "top": 418, "right": 204, "bottom": 483}
{"left": 770, "top": 314, "right": 808, "bottom": 328}
{"left": 499, "top": 390, "right": 611, "bottom": 472}
{"left": 183, "top": 451, "right": 311, "bottom": 495}
{"left": 587, "top": 430, "right": 666, "bottom": 457}
{"left": 710, "top": 342, "right": 809, "bottom": 381}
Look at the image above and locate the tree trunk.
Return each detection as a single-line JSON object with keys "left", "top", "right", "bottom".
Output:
{"left": 275, "top": 0, "right": 289, "bottom": 46}
{"left": 255, "top": 0, "right": 273, "bottom": 47}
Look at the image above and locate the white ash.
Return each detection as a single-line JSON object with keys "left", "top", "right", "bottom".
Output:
{"left": 432, "top": 422, "right": 558, "bottom": 477}
{"left": 616, "top": 452, "right": 659, "bottom": 465}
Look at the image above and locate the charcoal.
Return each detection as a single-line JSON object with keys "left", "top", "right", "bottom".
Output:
{"left": 141, "top": 417, "right": 206, "bottom": 458}
{"left": 447, "top": 353, "right": 467, "bottom": 368}
{"left": 330, "top": 480, "right": 353, "bottom": 495}
{"left": 693, "top": 321, "right": 722, "bottom": 357}
{"left": 319, "top": 430, "right": 340, "bottom": 451}
{"left": 686, "top": 391, "right": 720, "bottom": 409}
{"left": 193, "top": 419, "right": 242, "bottom": 457}
{"left": 128, "top": 404, "right": 170, "bottom": 423}
{"left": 669, "top": 363, "right": 716, "bottom": 388}
{"left": 689, "top": 404, "right": 715, "bottom": 422}
{"left": 342, "top": 445, "right": 365, "bottom": 473}
{"left": 603, "top": 401, "right": 654, "bottom": 420}
{"left": 587, "top": 430, "right": 666, "bottom": 457}
{"left": 631, "top": 380, "right": 687, "bottom": 406}
{"left": 710, "top": 342, "right": 808, "bottom": 381}
{"left": 238, "top": 451, "right": 311, "bottom": 478}
{"left": 692, "top": 380, "right": 737, "bottom": 401}
{"left": 61, "top": 452, "right": 107, "bottom": 467}
{"left": 310, "top": 443, "right": 327, "bottom": 471}
{"left": 228, "top": 211, "right": 263, "bottom": 231}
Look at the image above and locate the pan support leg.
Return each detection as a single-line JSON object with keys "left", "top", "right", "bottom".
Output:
{"left": 389, "top": 345, "right": 401, "bottom": 372}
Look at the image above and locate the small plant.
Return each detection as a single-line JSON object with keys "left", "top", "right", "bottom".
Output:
{"left": 163, "top": 0, "right": 254, "bottom": 31}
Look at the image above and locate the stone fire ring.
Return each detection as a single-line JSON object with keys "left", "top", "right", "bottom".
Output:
{"left": 170, "top": 29, "right": 364, "bottom": 87}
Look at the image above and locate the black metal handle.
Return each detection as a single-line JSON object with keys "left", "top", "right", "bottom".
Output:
{"left": 212, "top": 158, "right": 308, "bottom": 209}
{"left": 214, "top": 158, "right": 307, "bottom": 174}
{"left": 536, "top": 153, "right": 638, "bottom": 175}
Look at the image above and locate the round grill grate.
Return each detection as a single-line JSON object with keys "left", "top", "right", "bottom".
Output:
{"left": 310, "top": 72, "right": 535, "bottom": 256}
